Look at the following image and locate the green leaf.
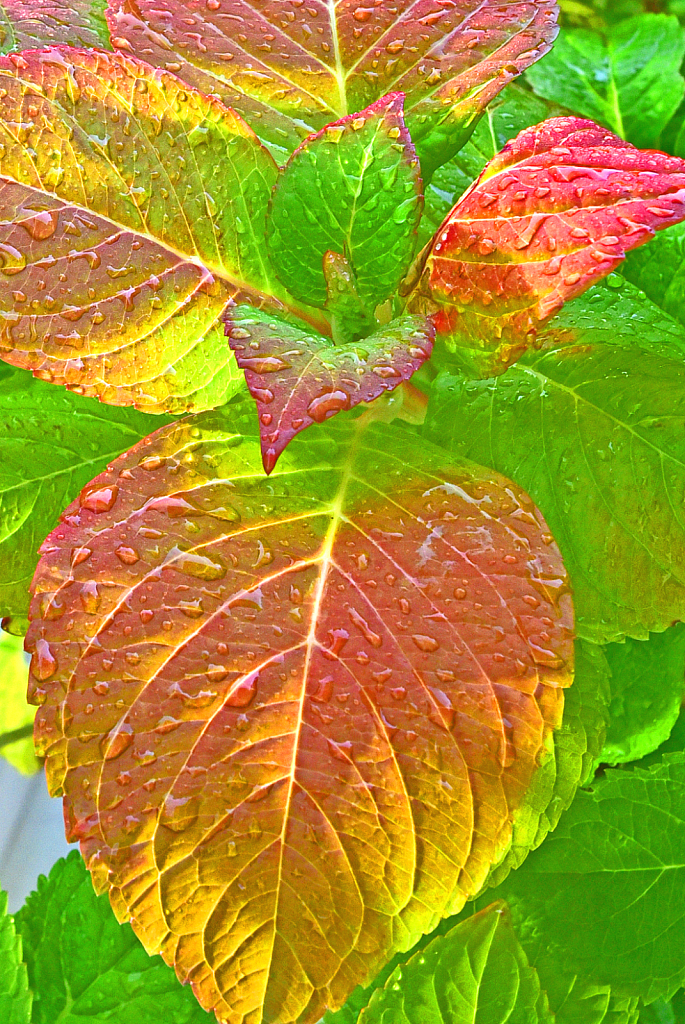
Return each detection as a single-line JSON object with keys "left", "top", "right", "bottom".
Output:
{"left": 15, "top": 851, "right": 212, "bottom": 1024}
{"left": 526, "top": 16, "right": 685, "bottom": 148}
{"left": 0, "top": 630, "right": 37, "bottom": 775}
{"left": 0, "top": 0, "right": 110, "bottom": 53}
{"left": 0, "top": 889, "right": 31, "bottom": 1024}
{"left": 267, "top": 94, "right": 422, "bottom": 311}
{"left": 623, "top": 222, "right": 685, "bottom": 328}
{"left": 472, "top": 755, "right": 685, "bottom": 1007}
{"left": 357, "top": 901, "right": 554, "bottom": 1024}
{"left": 0, "top": 47, "right": 283, "bottom": 412}
{"left": 424, "top": 338, "right": 685, "bottom": 643}
{"left": 638, "top": 991, "right": 685, "bottom": 1023}
{"left": 600, "top": 625, "right": 685, "bottom": 765}
{"left": 0, "top": 367, "right": 170, "bottom": 623}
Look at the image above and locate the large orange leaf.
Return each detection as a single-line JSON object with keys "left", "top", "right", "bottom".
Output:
{"left": 26, "top": 412, "right": 573, "bottom": 1023}
{"left": 409, "top": 117, "right": 685, "bottom": 375}
{"left": 106, "top": 0, "right": 559, "bottom": 173}
{"left": 0, "top": 47, "right": 288, "bottom": 413}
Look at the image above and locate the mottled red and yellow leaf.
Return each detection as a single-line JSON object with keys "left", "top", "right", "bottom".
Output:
{"left": 26, "top": 411, "right": 573, "bottom": 1024}
{"left": 225, "top": 305, "right": 434, "bottom": 473}
{"left": 0, "top": 47, "right": 287, "bottom": 412}
{"left": 409, "top": 117, "right": 685, "bottom": 375}
{"left": 106, "top": 0, "right": 559, "bottom": 172}
{"left": 0, "top": 0, "right": 110, "bottom": 53}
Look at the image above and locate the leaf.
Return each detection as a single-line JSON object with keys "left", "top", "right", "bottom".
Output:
{"left": 425, "top": 338, "right": 685, "bottom": 643}
{"left": 408, "top": 117, "right": 685, "bottom": 376}
{"left": 600, "top": 625, "right": 685, "bottom": 766}
{"left": 25, "top": 412, "right": 573, "bottom": 1024}
{"left": 0, "top": 889, "right": 31, "bottom": 1024}
{"left": 267, "top": 93, "right": 422, "bottom": 311}
{"left": 525, "top": 16, "right": 685, "bottom": 149}
{"left": 357, "top": 901, "right": 554, "bottom": 1024}
{"left": 15, "top": 850, "right": 213, "bottom": 1024}
{"left": 622, "top": 220, "right": 685, "bottom": 328}
{"left": 638, "top": 990, "right": 685, "bottom": 1023}
{"left": 0, "top": 630, "right": 37, "bottom": 775}
{"left": 106, "top": 0, "right": 560, "bottom": 173}
{"left": 0, "top": 367, "right": 170, "bottom": 624}
{"left": 323, "top": 251, "right": 376, "bottom": 345}
{"left": 470, "top": 754, "right": 685, "bottom": 1007}
{"left": 0, "top": 0, "right": 111, "bottom": 53}
{"left": 0, "top": 46, "right": 285, "bottom": 413}
{"left": 225, "top": 305, "right": 434, "bottom": 473}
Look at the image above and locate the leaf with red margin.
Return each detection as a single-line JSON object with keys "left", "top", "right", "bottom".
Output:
{"left": 0, "top": 0, "right": 111, "bottom": 53}
{"left": 0, "top": 47, "right": 292, "bottom": 413}
{"left": 225, "top": 305, "right": 435, "bottom": 473}
{"left": 105, "top": 0, "right": 559, "bottom": 173}
{"left": 408, "top": 117, "right": 685, "bottom": 377}
{"left": 26, "top": 411, "right": 573, "bottom": 1024}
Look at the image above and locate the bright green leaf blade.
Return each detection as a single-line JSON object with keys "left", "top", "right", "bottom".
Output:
{"left": 0, "top": 630, "right": 36, "bottom": 775}
{"left": 0, "top": 47, "right": 283, "bottom": 412}
{"left": 15, "top": 851, "right": 212, "bottom": 1024}
{"left": 0, "top": 890, "right": 31, "bottom": 1024}
{"left": 267, "top": 94, "right": 422, "bottom": 310}
{"left": 0, "top": 367, "right": 171, "bottom": 623}
{"left": 0, "top": 0, "right": 110, "bottom": 53}
{"left": 601, "top": 625, "right": 685, "bottom": 765}
{"left": 623, "top": 221, "right": 685, "bottom": 329}
{"left": 474, "top": 754, "right": 685, "bottom": 1006}
{"left": 425, "top": 338, "right": 685, "bottom": 643}
{"left": 526, "top": 15, "right": 685, "bottom": 148}
{"left": 358, "top": 901, "right": 554, "bottom": 1024}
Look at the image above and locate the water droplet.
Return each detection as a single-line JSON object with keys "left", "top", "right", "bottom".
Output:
{"left": 115, "top": 545, "right": 139, "bottom": 565}
{"left": 19, "top": 209, "right": 58, "bottom": 240}
{"left": 0, "top": 243, "right": 27, "bottom": 275}
{"left": 311, "top": 675, "right": 334, "bottom": 703}
{"left": 323, "top": 628, "right": 349, "bottom": 659}
{"left": 160, "top": 793, "right": 199, "bottom": 833}
{"left": 155, "top": 716, "right": 181, "bottom": 734}
{"left": 412, "top": 634, "right": 439, "bottom": 653}
{"left": 178, "top": 598, "right": 204, "bottom": 618}
{"left": 239, "top": 355, "right": 291, "bottom": 373}
{"left": 348, "top": 608, "right": 382, "bottom": 647}
{"left": 145, "top": 495, "right": 200, "bottom": 517}
{"left": 71, "top": 547, "right": 91, "bottom": 567}
{"left": 101, "top": 722, "right": 134, "bottom": 760}
{"left": 307, "top": 390, "right": 350, "bottom": 422}
{"left": 139, "top": 455, "right": 164, "bottom": 471}
{"left": 31, "top": 639, "right": 56, "bottom": 680}
{"left": 140, "top": 609, "right": 154, "bottom": 624}
{"left": 252, "top": 387, "right": 274, "bottom": 404}
{"left": 81, "top": 485, "right": 119, "bottom": 513}
{"left": 80, "top": 581, "right": 101, "bottom": 613}
{"left": 163, "top": 545, "right": 226, "bottom": 580}
{"left": 226, "top": 671, "right": 258, "bottom": 707}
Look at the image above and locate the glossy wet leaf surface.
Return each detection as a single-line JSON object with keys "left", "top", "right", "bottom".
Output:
{"left": 425, "top": 339, "right": 685, "bottom": 643}
{"left": 0, "top": 630, "right": 37, "bottom": 775}
{"left": 358, "top": 901, "right": 554, "bottom": 1024}
{"left": 0, "top": 47, "right": 284, "bottom": 412}
{"left": 0, "top": 367, "right": 169, "bottom": 623}
{"left": 15, "top": 851, "right": 213, "bottom": 1024}
{"left": 526, "top": 15, "right": 685, "bottom": 149}
{"left": 409, "top": 117, "right": 685, "bottom": 375}
{"left": 225, "top": 306, "right": 434, "bottom": 472}
{"left": 0, "top": 889, "right": 31, "bottom": 1024}
{"left": 0, "top": 0, "right": 110, "bottom": 52}
{"left": 26, "top": 411, "right": 572, "bottom": 1024}
{"left": 106, "top": 0, "right": 559, "bottom": 171}
{"left": 266, "top": 94, "right": 422, "bottom": 311}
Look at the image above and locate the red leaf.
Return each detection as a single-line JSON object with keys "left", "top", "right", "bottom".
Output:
{"left": 225, "top": 306, "right": 435, "bottom": 473}
{"left": 0, "top": 0, "right": 109, "bottom": 49}
{"left": 409, "top": 117, "right": 685, "bottom": 374}
{"left": 26, "top": 414, "right": 573, "bottom": 1023}
{"left": 106, "top": 0, "right": 559, "bottom": 171}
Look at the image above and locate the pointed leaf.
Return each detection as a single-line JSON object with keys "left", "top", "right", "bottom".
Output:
{"left": 26, "top": 413, "right": 573, "bottom": 1024}
{"left": 622, "top": 219, "right": 685, "bottom": 327}
{"left": 323, "top": 251, "right": 376, "bottom": 345}
{"left": 526, "top": 16, "right": 685, "bottom": 149}
{"left": 0, "top": 630, "right": 37, "bottom": 775}
{"left": 225, "top": 306, "right": 434, "bottom": 472}
{"left": 409, "top": 117, "right": 685, "bottom": 376}
{"left": 600, "top": 625, "right": 685, "bottom": 766}
{"left": 266, "top": 94, "right": 423, "bottom": 310}
{"left": 425, "top": 338, "right": 685, "bottom": 643}
{"left": 15, "top": 851, "right": 212, "bottom": 1024}
{"left": 0, "top": 367, "right": 169, "bottom": 623}
{"left": 0, "top": 0, "right": 111, "bottom": 52}
{"left": 358, "top": 901, "right": 554, "bottom": 1024}
{"left": 106, "top": 0, "right": 559, "bottom": 172}
{"left": 0, "top": 47, "right": 285, "bottom": 412}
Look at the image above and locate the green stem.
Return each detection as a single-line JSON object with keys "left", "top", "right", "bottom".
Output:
{"left": 0, "top": 723, "right": 34, "bottom": 750}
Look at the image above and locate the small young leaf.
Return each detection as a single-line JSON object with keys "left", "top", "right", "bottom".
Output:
{"left": 15, "top": 851, "right": 212, "bottom": 1024}
{"left": 26, "top": 413, "right": 573, "bottom": 1024}
{"left": 600, "top": 625, "right": 685, "bottom": 766}
{"left": 0, "top": 630, "right": 37, "bottom": 776}
{"left": 0, "top": 890, "right": 31, "bottom": 1024}
{"left": 409, "top": 117, "right": 685, "bottom": 376}
{"left": 0, "top": 367, "right": 169, "bottom": 623}
{"left": 526, "top": 16, "right": 685, "bottom": 149}
{"left": 0, "top": 0, "right": 110, "bottom": 53}
{"left": 0, "top": 47, "right": 284, "bottom": 412}
{"left": 358, "top": 901, "right": 554, "bottom": 1024}
{"left": 106, "top": 0, "right": 560, "bottom": 173}
{"left": 225, "top": 305, "right": 434, "bottom": 473}
{"left": 267, "top": 94, "right": 422, "bottom": 310}
{"left": 424, "top": 340, "right": 685, "bottom": 643}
